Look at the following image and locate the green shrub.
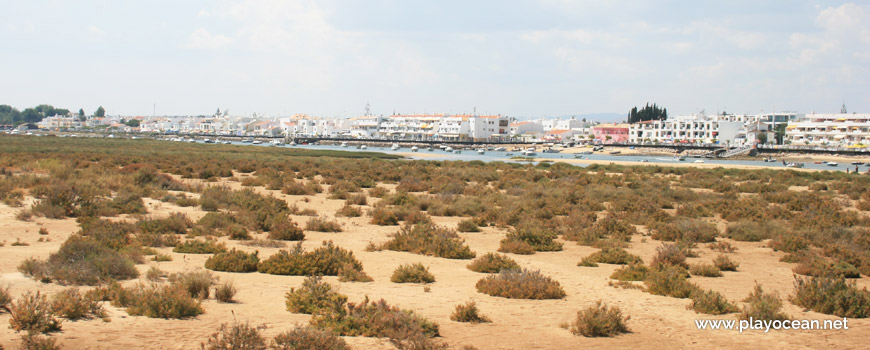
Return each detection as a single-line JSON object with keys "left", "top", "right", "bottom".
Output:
{"left": 644, "top": 265, "right": 698, "bottom": 299}
{"left": 610, "top": 263, "right": 649, "bottom": 281}
{"left": 570, "top": 301, "right": 630, "bottom": 337}
{"left": 306, "top": 217, "right": 343, "bottom": 232}
{"left": 496, "top": 239, "right": 535, "bottom": 255}
{"left": 650, "top": 243, "right": 688, "bottom": 269}
{"left": 791, "top": 276, "right": 870, "bottom": 318}
{"left": 725, "top": 220, "right": 782, "bottom": 242}
{"left": 112, "top": 283, "right": 204, "bottom": 319}
{"left": 380, "top": 222, "right": 475, "bottom": 259}
{"left": 712, "top": 254, "right": 739, "bottom": 271}
{"left": 579, "top": 248, "right": 642, "bottom": 267}
{"left": 457, "top": 219, "right": 481, "bottom": 232}
{"left": 173, "top": 239, "right": 227, "bottom": 254}
{"left": 19, "top": 236, "right": 139, "bottom": 285}
{"left": 568, "top": 215, "right": 636, "bottom": 246}
{"left": 50, "top": 288, "right": 104, "bottom": 320}
{"left": 467, "top": 253, "right": 520, "bottom": 273}
{"left": 309, "top": 296, "right": 440, "bottom": 341}
{"left": 258, "top": 241, "right": 366, "bottom": 276}
{"left": 688, "top": 290, "right": 738, "bottom": 315}
{"left": 475, "top": 269, "right": 566, "bottom": 299}
{"left": 267, "top": 216, "right": 305, "bottom": 241}
{"left": 337, "top": 263, "right": 374, "bottom": 282}
{"left": 214, "top": 281, "right": 237, "bottom": 303}
{"left": 8, "top": 291, "right": 62, "bottom": 333}
{"left": 286, "top": 276, "right": 348, "bottom": 315}
{"left": 450, "top": 301, "right": 491, "bottom": 323}
{"left": 271, "top": 326, "right": 350, "bottom": 350}
{"left": 370, "top": 207, "right": 401, "bottom": 225}
{"left": 205, "top": 249, "right": 260, "bottom": 273}
{"left": 169, "top": 270, "right": 215, "bottom": 299}
{"left": 740, "top": 284, "right": 789, "bottom": 321}
{"left": 500, "top": 225, "right": 562, "bottom": 253}
{"left": 650, "top": 219, "right": 718, "bottom": 243}
{"left": 391, "top": 263, "right": 436, "bottom": 284}
{"left": 202, "top": 321, "right": 267, "bottom": 350}
{"left": 689, "top": 263, "right": 722, "bottom": 277}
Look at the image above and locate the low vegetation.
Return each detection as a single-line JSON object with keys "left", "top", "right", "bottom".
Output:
{"left": 201, "top": 321, "right": 267, "bottom": 350}
{"left": 475, "top": 269, "right": 566, "bottom": 300}
{"left": 739, "top": 284, "right": 789, "bottom": 321}
{"left": 391, "top": 263, "right": 436, "bottom": 284}
{"left": 204, "top": 249, "right": 260, "bottom": 273}
{"left": 791, "top": 276, "right": 870, "bottom": 318}
{"left": 286, "top": 276, "right": 348, "bottom": 315}
{"left": 258, "top": 241, "right": 368, "bottom": 276}
{"left": 579, "top": 247, "right": 642, "bottom": 267}
{"left": 380, "top": 222, "right": 476, "bottom": 259}
{"left": 272, "top": 326, "right": 350, "bottom": 350}
{"left": 8, "top": 291, "right": 62, "bottom": 334}
{"left": 570, "top": 301, "right": 630, "bottom": 337}
{"left": 450, "top": 301, "right": 491, "bottom": 323}
{"left": 467, "top": 253, "right": 520, "bottom": 273}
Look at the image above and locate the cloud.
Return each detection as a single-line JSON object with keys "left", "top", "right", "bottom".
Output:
{"left": 186, "top": 28, "right": 233, "bottom": 49}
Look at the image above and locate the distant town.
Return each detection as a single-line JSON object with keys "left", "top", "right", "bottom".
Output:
{"left": 3, "top": 103, "right": 868, "bottom": 149}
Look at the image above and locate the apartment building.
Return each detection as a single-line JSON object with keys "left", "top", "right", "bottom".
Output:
{"left": 787, "top": 113, "right": 870, "bottom": 146}
{"left": 628, "top": 114, "right": 747, "bottom": 145}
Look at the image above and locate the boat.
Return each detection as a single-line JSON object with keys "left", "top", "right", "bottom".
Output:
{"left": 391, "top": 143, "right": 400, "bottom": 151}
{"left": 411, "top": 146, "right": 419, "bottom": 152}
{"left": 522, "top": 150, "right": 536, "bottom": 156}
{"left": 340, "top": 142, "right": 348, "bottom": 147}
{"left": 694, "top": 159, "right": 705, "bottom": 163}
{"left": 813, "top": 161, "right": 824, "bottom": 164}
{"left": 494, "top": 147, "right": 506, "bottom": 152}
{"left": 288, "top": 141, "right": 296, "bottom": 146}
{"left": 785, "top": 162, "right": 804, "bottom": 168}
{"left": 851, "top": 162, "right": 864, "bottom": 165}
{"left": 678, "top": 155, "right": 687, "bottom": 161}
{"left": 223, "top": 140, "right": 232, "bottom": 145}
{"left": 453, "top": 150, "right": 461, "bottom": 154}
{"left": 477, "top": 149, "right": 485, "bottom": 155}
{"left": 427, "top": 146, "right": 433, "bottom": 151}
{"left": 252, "top": 140, "right": 262, "bottom": 145}
{"left": 640, "top": 159, "right": 649, "bottom": 162}
{"left": 187, "top": 139, "right": 196, "bottom": 143}
{"left": 505, "top": 152, "right": 514, "bottom": 156}
{"left": 609, "top": 151, "right": 621, "bottom": 155}
{"left": 763, "top": 158, "right": 777, "bottom": 162}
{"left": 580, "top": 151, "right": 593, "bottom": 155}
{"left": 826, "top": 162, "right": 838, "bottom": 167}
{"left": 574, "top": 154, "right": 584, "bottom": 159}
{"left": 360, "top": 145, "right": 368, "bottom": 150}
{"left": 445, "top": 146, "right": 454, "bottom": 152}
{"left": 542, "top": 148, "right": 560, "bottom": 153}
{"left": 202, "top": 138, "right": 214, "bottom": 143}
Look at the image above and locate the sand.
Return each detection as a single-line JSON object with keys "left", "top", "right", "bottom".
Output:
{"left": 1, "top": 178, "right": 868, "bottom": 350}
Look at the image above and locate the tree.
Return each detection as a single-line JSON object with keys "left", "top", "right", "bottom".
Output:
{"left": 774, "top": 124, "right": 787, "bottom": 145}
{"left": 125, "top": 119, "right": 140, "bottom": 127}
{"left": 628, "top": 103, "right": 667, "bottom": 124}
{"left": 756, "top": 133, "right": 768, "bottom": 144}
{"left": 95, "top": 106, "right": 106, "bottom": 118}
{"left": 0, "top": 105, "right": 20, "bottom": 125}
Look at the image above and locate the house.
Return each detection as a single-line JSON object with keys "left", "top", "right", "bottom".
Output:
{"left": 592, "top": 123, "right": 630, "bottom": 144}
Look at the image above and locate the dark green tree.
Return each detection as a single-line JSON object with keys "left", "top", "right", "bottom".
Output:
{"left": 774, "top": 124, "right": 787, "bottom": 145}
{"left": 95, "top": 106, "right": 106, "bottom": 118}
{"left": 628, "top": 103, "right": 667, "bottom": 124}
{"left": 0, "top": 105, "right": 20, "bottom": 125}
{"left": 125, "top": 119, "right": 140, "bottom": 127}
{"left": 756, "top": 133, "right": 768, "bottom": 144}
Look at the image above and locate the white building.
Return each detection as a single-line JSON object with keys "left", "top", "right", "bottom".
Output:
{"left": 787, "top": 113, "right": 870, "bottom": 146}
{"left": 628, "top": 114, "right": 748, "bottom": 145}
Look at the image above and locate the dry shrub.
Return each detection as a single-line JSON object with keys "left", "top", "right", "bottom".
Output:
{"left": 1, "top": 282, "right": 12, "bottom": 311}
{"left": 258, "top": 241, "right": 366, "bottom": 276}
{"left": 337, "top": 263, "right": 374, "bottom": 282}
{"left": 286, "top": 276, "right": 348, "bottom": 315}
{"left": 169, "top": 270, "right": 216, "bottom": 299}
{"left": 457, "top": 219, "right": 480, "bottom": 232}
{"left": 9, "top": 291, "right": 62, "bottom": 333}
{"left": 242, "top": 239, "right": 286, "bottom": 248}
{"left": 450, "top": 301, "right": 491, "bottom": 323}
{"left": 18, "top": 235, "right": 139, "bottom": 285}
{"left": 689, "top": 263, "right": 722, "bottom": 277}
{"left": 712, "top": 254, "right": 739, "bottom": 271}
{"left": 214, "top": 281, "right": 237, "bottom": 303}
{"left": 707, "top": 241, "right": 736, "bottom": 253}
{"left": 173, "top": 239, "right": 227, "bottom": 254}
{"left": 725, "top": 220, "right": 784, "bottom": 242}
{"left": 650, "top": 243, "right": 688, "bottom": 269}
{"left": 740, "top": 284, "right": 789, "bottom": 321}
{"left": 18, "top": 334, "right": 62, "bottom": 350}
{"left": 650, "top": 219, "right": 718, "bottom": 243}
{"left": 272, "top": 326, "right": 350, "bottom": 350}
{"left": 202, "top": 321, "right": 267, "bottom": 350}
{"left": 309, "top": 296, "right": 440, "bottom": 344}
{"left": 610, "top": 263, "right": 650, "bottom": 281}
{"left": 467, "top": 253, "right": 520, "bottom": 273}
{"left": 146, "top": 266, "right": 167, "bottom": 282}
{"left": 267, "top": 216, "right": 305, "bottom": 241}
{"left": 370, "top": 207, "right": 401, "bottom": 226}
{"left": 688, "top": 289, "right": 738, "bottom": 315}
{"left": 579, "top": 247, "right": 642, "bottom": 267}
{"left": 475, "top": 269, "right": 565, "bottom": 300}
{"left": 499, "top": 225, "right": 562, "bottom": 253}
{"left": 570, "top": 301, "right": 630, "bottom": 337}
{"left": 644, "top": 265, "right": 698, "bottom": 299}
{"left": 306, "top": 217, "right": 343, "bottom": 232}
{"left": 335, "top": 204, "right": 362, "bottom": 217}
{"left": 791, "top": 276, "right": 870, "bottom": 318}
{"left": 391, "top": 263, "right": 436, "bottom": 284}
{"left": 112, "top": 282, "right": 204, "bottom": 318}
{"left": 368, "top": 186, "right": 389, "bottom": 198}
{"left": 50, "top": 288, "right": 104, "bottom": 320}
{"left": 380, "top": 222, "right": 476, "bottom": 259}
{"left": 568, "top": 215, "right": 636, "bottom": 246}
{"left": 345, "top": 193, "right": 367, "bottom": 206}
{"left": 205, "top": 249, "right": 260, "bottom": 273}
{"left": 496, "top": 239, "right": 534, "bottom": 255}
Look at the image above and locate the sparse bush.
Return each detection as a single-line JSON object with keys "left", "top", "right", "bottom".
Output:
{"left": 450, "top": 301, "right": 491, "bottom": 323}
{"left": 650, "top": 243, "right": 688, "bottom": 269}
{"left": 740, "top": 284, "right": 789, "bottom": 321}
{"left": 467, "top": 253, "right": 520, "bottom": 273}
{"left": 50, "top": 288, "right": 104, "bottom": 320}
{"left": 791, "top": 275, "right": 870, "bottom": 318}
{"left": 1, "top": 283, "right": 11, "bottom": 311}
{"left": 688, "top": 289, "right": 738, "bottom": 315}
{"left": 381, "top": 222, "right": 476, "bottom": 259}
{"left": 568, "top": 215, "right": 636, "bottom": 246}
{"left": 214, "top": 281, "right": 237, "bottom": 303}
{"left": 610, "top": 263, "right": 650, "bottom": 281}
{"left": 707, "top": 241, "right": 736, "bottom": 253}
{"left": 500, "top": 225, "right": 562, "bottom": 253}
{"left": 391, "top": 263, "right": 436, "bottom": 284}
{"left": 306, "top": 217, "right": 343, "bottom": 232}
{"left": 205, "top": 249, "right": 260, "bottom": 273}
{"left": 271, "top": 326, "right": 350, "bottom": 350}
{"left": 725, "top": 220, "right": 782, "bottom": 242}
{"left": 8, "top": 291, "right": 61, "bottom": 333}
{"left": 496, "top": 239, "right": 534, "bottom": 255}
{"left": 579, "top": 247, "right": 642, "bottom": 267}
{"left": 475, "top": 269, "right": 565, "bottom": 299}
{"left": 570, "top": 301, "right": 630, "bottom": 337}
{"left": 258, "top": 241, "right": 367, "bottom": 276}
{"left": 169, "top": 270, "right": 216, "bottom": 299}
{"left": 457, "top": 219, "right": 480, "bottom": 232}
{"left": 173, "top": 239, "right": 227, "bottom": 254}
{"left": 309, "top": 296, "right": 440, "bottom": 341}
{"left": 712, "top": 254, "right": 739, "bottom": 271}
{"left": 112, "top": 282, "right": 204, "bottom": 318}
{"left": 19, "top": 236, "right": 139, "bottom": 285}
{"left": 345, "top": 193, "right": 367, "bottom": 206}
{"left": 268, "top": 217, "right": 305, "bottom": 241}
{"left": 146, "top": 266, "right": 167, "bottom": 281}
{"left": 370, "top": 206, "right": 400, "bottom": 226}
{"left": 689, "top": 263, "right": 722, "bottom": 277}
{"left": 650, "top": 219, "right": 718, "bottom": 243}
{"left": 202, "top": 321, "right": 267, "bottom": 350}
{"left": 337, "top": 263, "right": 374, "bottom": 282}
{"left": 335, "top": 204, "right": 362, "bottom": 217}
{"left": 644, "top": 265, "right": 697, "bottom": 299}
{"left": 286, "top": 276, "right": 348, "bottom": 315}
{"left": 18, "top": 334, "right": 62, "bottom": 350}
{"left": 152, "top": 253, "right": 173, "bottom": 262}
{"left": 242, "top": 239, "right": 286, "bottom": 248}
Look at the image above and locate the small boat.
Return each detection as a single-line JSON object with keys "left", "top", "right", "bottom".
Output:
{"left": 360, "top": 145, "right": 368, "bottom": 150}
{"left": 411, "top": 146, "right": 419, "bottom": 152}
{"left": 203, "top": 138, "right": 214, "bottom": 143}
{"left": 288, "top": 141, "right": 296, "bottom": 146}
{"left": 252, "top": 140, "right": 263, "bottom": 145}
{"left": 340, "top": 142, "right": 348, "bottom": 147}
{"left": 813, "top": 161, "right": 824, "bottom": 164}
{"left": 477, "top": 149, "right": 485, "bottom": 155}
{"left": 678, "top": 155, "right": 687, "bottom": 161}
{"left": 580, "top": 151, "right": 593, "bottom": 155}
{"left": 763, "top": 158, "right": 777, "bottom": 162}
{"left": 522, "top": 151, "right": 536, "bottom": 156}
{"left": 445, "top": 146, "right": 454, "bottom": 152}
{"left": 826, "top": 162, "right": 838, "bottom": 167}
{"left": 640, "top": 159, "right": 649, "bottom": 162}
{"left": 694, "top": 160, "right": 705, "bottom": 163}
{"left": 785, "top": 162, "right": 804, "bottom": 168}
{"left": 494, "top": 147, "right": 506, "bottom": 152}
{"left": 542, "top": 148, "right": 560, "bottom": 153}
{"left": 453, "top": 150, "right": 461, "bottom": 154}
{"left": 427, "top": 146, "right": 434, "bottom": 151}
{"left": 223, "top": 140, "right": 232, "bottom": 145}
{"left": 573, "top": 154, "right": 584, "bottom": 159}
{"left": 851, "top": 162, "right": 864, "bottom": 165}
{"left": 391, "top": 143, "right": 400, "bottom": 150}
{"left": 187, "top": 139, "right": 196, "bottom": 143}
{"left": 505, "top": 152, "right": 513, "bottom": 156}
{"left": 270, "top": 140, "right": 282, "bottom": 146}
{"left": 609, "top": 151, "right": 621, "bottom": 155}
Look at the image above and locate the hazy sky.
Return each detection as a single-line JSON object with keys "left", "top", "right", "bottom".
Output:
{"left": 1, "top": 1, "right": 868, "bottom": 118}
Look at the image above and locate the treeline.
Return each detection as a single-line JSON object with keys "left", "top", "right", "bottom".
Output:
{"left": 628, "top": 103, "right": 667, "bottom": 124}
{"left": 0, "top": 104, "right": 105, "bottom": 125}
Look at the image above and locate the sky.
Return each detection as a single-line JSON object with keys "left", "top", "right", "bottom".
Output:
{"left": 1, "top": 0, "right": 869, "bottom": 118}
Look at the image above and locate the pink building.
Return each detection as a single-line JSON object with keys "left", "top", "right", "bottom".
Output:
{"left": 592, "top": 123, "right": 629, "bottom": 144}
